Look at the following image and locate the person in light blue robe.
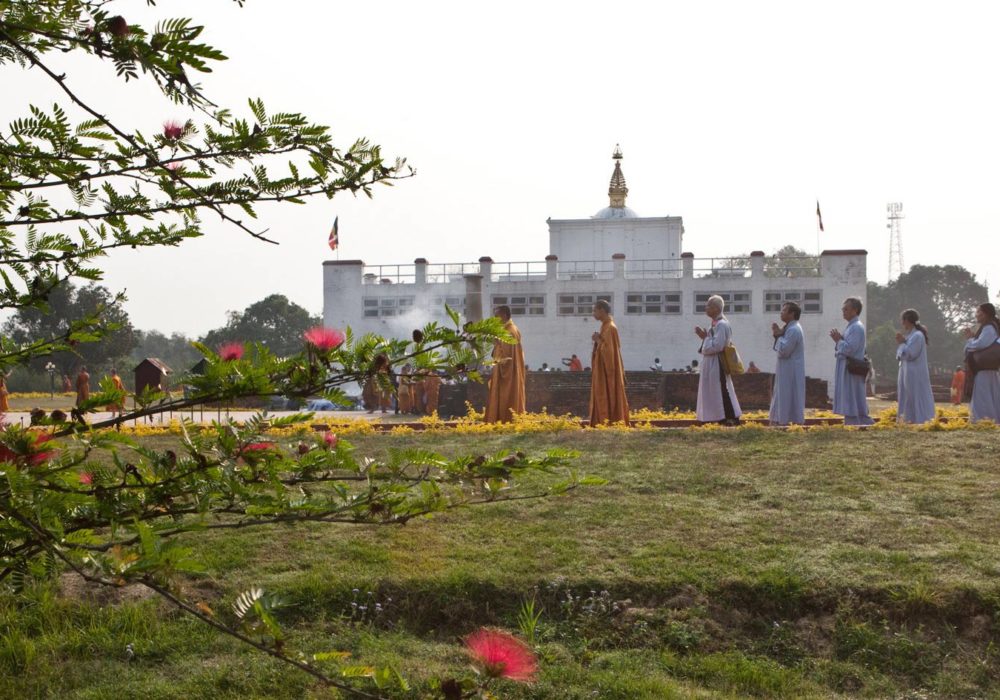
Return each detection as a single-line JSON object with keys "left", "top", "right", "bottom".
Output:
{"left": 830, "top": 297, "right": 874, "bottom": 426}
{"left": 769, "top": 301, "right": 805, "bottom": 425}
{"left": 895, "top": 309, "right": 936, "bottom": 424}
{"left": 964, "top": 303, "right": 1000, "bottom": 423}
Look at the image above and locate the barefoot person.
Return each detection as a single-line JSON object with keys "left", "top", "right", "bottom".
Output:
{"left": 695, "top": 295, "right": 742, "bottom": 425}
{"left": 895, "top": 309, "right": 935, "bottom": 425}
{"left": 484, "top": 305, "right": 526, "bottom": 423}
{"left": 830, "top": 297, "right": 874, "bottom": 426}
{"left": 588, "top": 300, "right": 629, "bottom": 426}
{"left": 769, "top": 301, "right": 805, "bottom": 426}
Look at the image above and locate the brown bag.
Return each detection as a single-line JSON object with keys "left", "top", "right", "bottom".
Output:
{"left": 845, "top": 355, "right": 871, "bottom": 377}
{"left": 720, "top": 343, "right": 744, "bottom": 375}
{"left": 968, "top": 343, "right": 1000, "bottom": 372}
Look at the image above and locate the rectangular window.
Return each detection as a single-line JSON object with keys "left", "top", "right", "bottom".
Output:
{"left": 492, "top": 294, "right": 544, "bottom": 317}
{"left": 362, "top": 296, "right": 417, "bottom": 318}
{"left": 626, "top": 292, "right": 682, "bottom": 315}
{"left": 694, "top": 291, "right": 751, "bottom": 314}
{"left": 557, "top": 293, "right": 612, "bottom": 316}
{"left": 764, "top": 290, "right": 823, "bottom": 313}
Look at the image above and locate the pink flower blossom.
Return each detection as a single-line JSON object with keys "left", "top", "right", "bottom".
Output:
{"left": 219, "top": 342, "right": 244, "bottom": 361}
{"left": 79, "top": 471, "right": 94, "bottom": 485}
{"left": 242, "top": 442, "right": 275, "bottom": 452}
{"left": 465, "top": 629, "right": 538, "bottom": 682}
{"left": 164, "top": 161, "right": 183, "bottom": 174}
{"left": 304, "top": 327, "right": 345, "bottom": 352}
{"left": 163, "top": 120, "right": 184, "bottom": 140}
{"left": 323, "top": 432, "right": 337, "bottom": 449}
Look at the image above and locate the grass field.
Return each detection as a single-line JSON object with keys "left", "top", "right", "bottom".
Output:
{"left": 4, "top": 428, "right": 1000, "bottom": 698}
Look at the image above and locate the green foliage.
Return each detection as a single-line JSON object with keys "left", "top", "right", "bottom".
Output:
{"left": 200, "top": 294, "right": 322, "bottom": 357}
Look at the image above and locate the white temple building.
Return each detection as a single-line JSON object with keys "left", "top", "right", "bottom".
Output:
{"left": 323, "top": 147, "right": 867, "bottom": 392}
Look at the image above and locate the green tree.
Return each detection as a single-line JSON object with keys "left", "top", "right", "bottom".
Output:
{"left": 201, "top": 294, "right": 322, "bottom": 357}
{"left": 866, "top": 264, "right": 988, "bottom": 377}
{"left": 1, "top": 280, "right": 136, "bottom": 377}
{"left": 0, "top": 4, "right": 583, "bottom": 694}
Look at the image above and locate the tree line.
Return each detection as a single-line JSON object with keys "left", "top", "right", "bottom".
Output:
{"left": 1, "top": 287, "right": 321, "bottom": 391}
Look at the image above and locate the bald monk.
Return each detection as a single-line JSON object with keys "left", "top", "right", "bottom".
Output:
{"left": 75, "top": 366, "right": 90, "bottom": 407}
{"left": 484, "top": 305, "right": 526, "bottom": 423}
{"left": 423, "top": 372, "right": 442, "bottom": 415}
{"left": 589, "top": 299, "right": 629, "bottom": 426}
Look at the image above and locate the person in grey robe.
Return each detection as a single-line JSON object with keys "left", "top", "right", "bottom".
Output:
{"left": 694, "top": 295, "right": 742, "bottom": 425}
{"left": 964, "top": 303, "right": 1000, "bottom": 423}
{"left": 769, "top": 301, "right": 805, "bottom": 425}
{"left": 895, "top": 308, "right": 936, "bottom": 424}
{"left": 830, "top": 297, "right": 874, "bottom": 426}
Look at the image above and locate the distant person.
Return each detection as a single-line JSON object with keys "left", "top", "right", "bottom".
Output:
{"left": 950, "top": 365, "right": 966, "bottom": 405}
{"left": 830, "top": 297, "right": 874, "bottom": 426}
{"left": 75, "top": 366, "right": 90, "bottom": 407}
{"left": 588, "top": 300, "right": 629, "bottom": 426}
{"left": 769, "top": 301, "right": 805, "bottom": 426}
{"left": 397, "top": 365, "right": 414, "bottom": 414}
{"left": 694, "top": 295, "right": 741, "bottom": 425}
{"left": 423, "top": 371, "right": 442, "bottom": 415}
{"left": 363, "top": 354, "right": 391, "bottom": 414}
{"left": 895, "top": 309, "right": 936, "bottom": 424}
{"left": 0, "top": 371, "right": 9, "bottom": 413}
{"left": 107, "top": 368, "right": 127, "bottom": 417}
{"left": 746, "top": 361, "right": 761, "bottom": 374}
{"left": 540, "top": 362, "right": 550, "bottom": 372}
{"left": 485, "top": 305, "right": 526, "bottom": 423}
{"left": 691, "top": 359, "right": 700, "bottom": 374}
{"left": 61, "top": 373, "right": 72, "bottom": 393}
{"left": 562, "top": 354, "right": 583, "bottom": 372}
{"left": 650, "top": 357, "right": 663, "bottom": 372}
{"left": 963, "top": 302, "right": 1000, "bottom": 422}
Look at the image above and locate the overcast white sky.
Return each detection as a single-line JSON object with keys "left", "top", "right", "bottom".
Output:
{"left": 5, "top": 0, "right": 1000, "bottom": 335}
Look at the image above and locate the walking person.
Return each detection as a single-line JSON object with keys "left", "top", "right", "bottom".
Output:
{"left": 484, "top": 305, "right": 526, "bottom": 423}
{"left": 895, "top": 309, "right": 936, "bottom": 424}
{"left": 695, "top": 295, "right": 742, "bottom": 425}
{"left": 950, "top": 365, "right": 966, "bottom": 405}
{"left": 830, "top": 297, "right": 874, "bottom": 426}
{"left": 75, "top": 366, "right": 91, "bottom": 408}
{"left": 963, "top": 303, "right": 1000, "bottom": 422}
{"left": 769, "top": 301, "right": 805, "bottom": 426}
{"left": 588, "top": 299, "right": 629, "bottom": 426}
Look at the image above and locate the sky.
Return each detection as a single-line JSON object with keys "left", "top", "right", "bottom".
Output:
{"left": 5, "top": 0, "right": 1000, "bottom": 335}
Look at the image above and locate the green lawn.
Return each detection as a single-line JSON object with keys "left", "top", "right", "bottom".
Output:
{"left": 4, "top": 428, "right": 1000, "bottom": 698}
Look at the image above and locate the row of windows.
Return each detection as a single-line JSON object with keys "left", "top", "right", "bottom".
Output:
{"left": 362, "top": 296, "right": 464, "bottom": 318}
{"left": 362, "top": 291, "right": 824, "bottom": 318}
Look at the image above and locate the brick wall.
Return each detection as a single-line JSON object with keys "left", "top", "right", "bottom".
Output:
{"left": 442, "top": 371, "right": 830, "bottom": 419}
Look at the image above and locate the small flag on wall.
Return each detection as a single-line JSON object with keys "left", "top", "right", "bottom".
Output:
{"left": 815, "top": 201, "right": 824, "bottom": 232}
{"left": 328, "top": 216, "right": 339, "bottom": 250}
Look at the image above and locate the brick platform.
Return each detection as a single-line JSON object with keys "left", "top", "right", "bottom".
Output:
{"left": 441, "top": 371, "right": 829, "bottom": 419}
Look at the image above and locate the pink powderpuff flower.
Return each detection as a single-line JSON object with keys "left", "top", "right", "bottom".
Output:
{"left": 79, "top": 471, "right": 94, "bottom": 485}
{"left": 164, "top": 161, "right": 184, "bottom": 174}
{"left": 163, "top": 120, "right": 184, "bottom": 140}
{"left": 219, "top": 342, "right": 244, "bottom": 362}
{"left": 304, "top": 327, "right": 345, "bottom": 352}
{"left": 465, "top": 629, "right": 538, "bottom": 682}
{"left": 323, "top": 432, "right": 337, "bottom": 449}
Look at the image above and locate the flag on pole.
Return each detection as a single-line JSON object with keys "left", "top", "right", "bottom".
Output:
{"left": 815, "top": 201, "right": 824, "bottom": 232}
{"left": 328, "top": 216, "right": 339, "bottom": 250}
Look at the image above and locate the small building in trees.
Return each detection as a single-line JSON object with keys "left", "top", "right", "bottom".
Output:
{"left": 134, "top": 358, "right": 172, "bottom": 397}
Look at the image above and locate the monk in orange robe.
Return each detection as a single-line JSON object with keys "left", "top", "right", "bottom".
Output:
{"left": 950, "top": 365, "right": 965, "bottom": 404}
{"left": 423, "top": 372, "right": 442, "bottom": 415}
{"left": 485, "top": 305, "right": 527, "bottom": 423}
{"left": 397, "top": 365, "right": 413, "bottom": 413}
{"left": 0, "top": 372, "right": 9, "bottom": 413}
{"left": 588, "top": 300, "right": 629, "bottom": 426}
{"left": 75, "top": 366, "right": 90, "bottom": 407}
{"left": 106, "top": 369, "right": 127, "bottom": 415}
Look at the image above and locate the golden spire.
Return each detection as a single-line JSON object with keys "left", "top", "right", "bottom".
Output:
{"left": 608, "top": 144, "right": 628, "bottom": 208}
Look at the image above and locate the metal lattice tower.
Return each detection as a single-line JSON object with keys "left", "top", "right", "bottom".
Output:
{"left": 886, "top": 202, "right": 905, "bottom": 280}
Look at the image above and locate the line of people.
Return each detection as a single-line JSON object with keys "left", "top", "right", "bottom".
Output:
{"left": 362, "top": 354, "right": 442, "bottom": 415}
{"left": 483, "top": 297, "right": 1000, "bottom": 426}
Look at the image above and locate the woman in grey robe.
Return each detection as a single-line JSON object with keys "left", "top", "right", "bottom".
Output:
{"left": 769, "top": 301, "right": 805, "bottom": 425}
{"left": 964, "top": 303, "right": 1000, "bottom": 423}
{"left": 895, "top": 309, "right": 936, "bottom": 424}
{"left": 830, "top": 297, "right": 874, "bottom": 426}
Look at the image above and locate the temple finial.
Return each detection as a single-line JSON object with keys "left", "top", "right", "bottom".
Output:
{"left": 608, "top": 145, "right": 628, "bottom": 208}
